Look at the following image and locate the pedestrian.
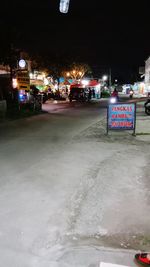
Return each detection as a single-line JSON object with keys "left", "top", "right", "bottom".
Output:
{"left": 111, "top": 88, "right": 118, "bottom": 98}
{"left": 88, "top": 88, "right": 92, "bottom": 101}
{"left": 92, "top": 88, "right": 95, "bottom": 98}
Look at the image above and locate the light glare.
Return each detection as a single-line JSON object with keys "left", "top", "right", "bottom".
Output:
{"left": 59, "top": 0, "right": 70, "bottom": 13}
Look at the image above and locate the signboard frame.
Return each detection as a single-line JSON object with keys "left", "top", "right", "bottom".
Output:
{"left": 107, "top": 102, "right": 136, "bottom": 135}
{"left": 16, "top": 69, "right": 30, "bottom": 91}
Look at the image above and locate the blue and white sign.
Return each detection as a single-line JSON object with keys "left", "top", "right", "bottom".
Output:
{"left": 108, "top": 103, "right": 136, "bottom": 130}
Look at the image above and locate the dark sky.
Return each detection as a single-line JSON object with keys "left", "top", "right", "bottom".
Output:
{"left": 0, "top": 0, "right": 150, "bottom": 82}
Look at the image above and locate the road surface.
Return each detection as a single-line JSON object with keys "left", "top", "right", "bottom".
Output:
{"left": 0, "top": 100, "right": 150, "bottom": 267}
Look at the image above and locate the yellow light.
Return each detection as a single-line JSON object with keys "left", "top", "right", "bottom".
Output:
{"left": 67, "top": 72, "right": 70, "bottom": 77}
{"left": 44, "top": 78, "right": 49, "bottom": 85}
{"left": 12, "top": 78, "right": 18, "bottom": 88}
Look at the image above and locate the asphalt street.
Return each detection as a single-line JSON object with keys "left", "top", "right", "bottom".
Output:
{"left": 0, "top": 99, "right": 150, "bottom": 267}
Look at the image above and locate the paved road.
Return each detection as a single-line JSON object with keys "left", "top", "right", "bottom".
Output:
{"left": 0, "top": 100, "right": 150, "bottom": 267}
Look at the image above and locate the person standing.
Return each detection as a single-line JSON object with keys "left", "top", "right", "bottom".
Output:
{"left": 88, "top": 88, "right": 92, "bottom": 101}
{"left": 111, "top": 88, "right": 119, "bottom": 101}
{"left": 92, "top": 88, "right": 95, "bottom": 98}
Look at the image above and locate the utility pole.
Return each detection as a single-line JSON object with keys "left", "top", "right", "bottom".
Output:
{"left": 109, "top": 68, "right": 112, "bottom": 89}
{"left": 10, "top": 44, "right": 14, "bottom": 90}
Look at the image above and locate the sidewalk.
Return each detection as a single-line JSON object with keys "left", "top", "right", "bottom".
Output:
{"left": 99, "top": 98, "right": 150, "bottom": 140}
{"left": 135, "top": 102, "right": 150, "bottom": 141}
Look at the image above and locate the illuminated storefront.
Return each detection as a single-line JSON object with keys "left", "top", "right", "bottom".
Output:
{"left": 145, "top": 56, "right": 150, "bottom": 94}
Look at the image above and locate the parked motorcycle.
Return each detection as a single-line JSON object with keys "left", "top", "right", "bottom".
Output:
{"left": 109, "top": 96, "right": 119, "bottom": 104}
{"left": 135, "top": 252, "right": 150, "bottom": 265}
{"left": 110, "top": 88, "right": 119, "bottom": 104}
{"left": 144, "top": 99, "right": 150, "bottom": 115}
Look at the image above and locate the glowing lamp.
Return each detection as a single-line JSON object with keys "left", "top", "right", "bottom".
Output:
{"left": 19, "top": 59, "right": 26, "bottom": 68}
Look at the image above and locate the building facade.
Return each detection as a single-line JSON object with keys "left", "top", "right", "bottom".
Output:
{"left": 145, "top": 56, "right": 150, "bottom": 93}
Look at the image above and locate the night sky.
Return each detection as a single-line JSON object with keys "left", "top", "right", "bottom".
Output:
{"left": 0, "top": 0, "right": 150, "bottom": 83}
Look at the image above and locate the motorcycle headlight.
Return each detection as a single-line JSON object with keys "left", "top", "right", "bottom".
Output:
{"left": 110, "top": 97, "right": 116, "bottom": 104}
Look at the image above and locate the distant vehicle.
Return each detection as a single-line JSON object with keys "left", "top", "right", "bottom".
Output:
{"left": 144, "top": 99, "right": 150, "bottom": 115}
{"left": 135, "top": 252, "right": 150, "bottom": 265}
{"left": 122, "top": 84, "right": 132, "bottom": 94}
{"left": 129, "top": 89, "right": 134, "bottom": 99}
{"left": 109, "top": 88, "right": 119, "bottom": 103}
{"left": 69, "top": 87, "right": 87, "bottom": 102}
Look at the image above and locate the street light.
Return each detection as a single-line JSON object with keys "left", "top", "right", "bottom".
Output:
{"left": 102, "top": 75, "right": 108, "bottom": 82}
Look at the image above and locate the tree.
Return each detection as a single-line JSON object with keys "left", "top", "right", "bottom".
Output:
{"left": 65, "top": 62, "right": 92, "bottom": 80}
{"left": 43, "top": 55, "right": 69, "bottom": 88}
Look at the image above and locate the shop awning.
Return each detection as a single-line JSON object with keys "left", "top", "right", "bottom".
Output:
{"left": 88, "top": 80, "right": 100, "bottom": 87}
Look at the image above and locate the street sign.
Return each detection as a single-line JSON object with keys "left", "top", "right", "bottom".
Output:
{"left": 16, "top": 70, "right": 30, "bottom": 91}
{"left": 107, "top": 103, "right": 136, "bottom": 135}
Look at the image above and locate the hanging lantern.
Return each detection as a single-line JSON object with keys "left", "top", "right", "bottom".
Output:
{"left": 59, "top": 0, "right": 70, "bottom": 13}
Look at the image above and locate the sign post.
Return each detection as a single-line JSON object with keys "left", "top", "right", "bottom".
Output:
{"left": 107, "top": 103, "right": 136, "bottom": 135}
{"left": 16, "top": 70, "right": 30, "bottom": 91}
